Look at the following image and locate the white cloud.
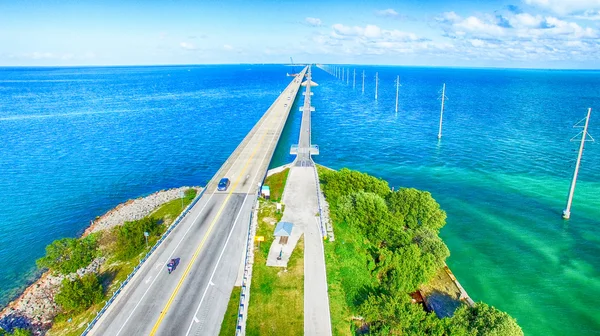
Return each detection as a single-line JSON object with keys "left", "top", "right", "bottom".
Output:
{"left": 180, "top": 42, "right": 196, "bottom": 50}
{"left": 223, "top": 44, "right": 234, "bottom": 50}
{"left": 574, "top": 9, "right": 600, "bottom": 20}
{"left": 524, "top": 0, "right": 600, "bottom": 15}
{"left": 511, "top": 13, "right": 544, "bottom": 28}
{"left": 305, "top": 17, "right": 322, "bottom": 26}
{"left": 432, "top": 8, "right": 600, "bottom": 64}
{"left": 455, "top": 16, "right": 505, "bottom": 36}
{"left": 375, "top": 9, "right": 399, "bottom": 18}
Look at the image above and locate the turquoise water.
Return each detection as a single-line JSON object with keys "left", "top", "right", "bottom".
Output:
{"left": 1, "top": 65, "right": 599, "bottom": 335}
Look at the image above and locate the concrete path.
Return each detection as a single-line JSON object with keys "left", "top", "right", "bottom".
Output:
{"left": 273, "top": 166, "right": 332, "bottom": 335}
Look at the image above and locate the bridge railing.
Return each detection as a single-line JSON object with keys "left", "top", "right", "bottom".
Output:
{"left": 311, "top": 162, "right": 327, "bottom": 239}
{"left": 80, "top": 186, "right": 207, "bottom": 336}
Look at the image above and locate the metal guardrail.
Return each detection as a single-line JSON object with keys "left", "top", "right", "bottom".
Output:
{"left": 80, "top": 187, "right": 208, "bottom": 336}
{"left": 311, "top": 162, "right": 327, "bottom": 239}
{"left": 234, "top": 176, "right": 264, "bottom": 335}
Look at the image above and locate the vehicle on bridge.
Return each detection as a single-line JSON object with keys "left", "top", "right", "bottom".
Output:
{"left": 167, "top": 258, "right": 178, "bottom": 274}
{"left": 218, "top": 177, "right": 230, "bottom": 191}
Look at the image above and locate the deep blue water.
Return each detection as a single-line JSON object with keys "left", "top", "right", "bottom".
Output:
{"left": 1, "top": 65, "right": 599, "bottom": 335}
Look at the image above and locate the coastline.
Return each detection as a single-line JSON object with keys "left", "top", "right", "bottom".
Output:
{"left": 0, "top": 186, "right": 200, "bottom": 334}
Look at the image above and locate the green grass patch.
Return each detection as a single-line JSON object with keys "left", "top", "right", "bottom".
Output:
{"left": 264, "top": 168, "right": 289, "bottom": 202}
{"left": 151, "top": 188, "right": 197, "bottom": 225}
{"left": 324, "top": 220, "right": 375, "bottom": 336}
{"left": 246, "top": 200, "right": 303, "bottom": 336}
{"left": 47, "top": 188, "right": 199, "bottom": 336}
{"left": 219, "top": 286, "right": 242, "bottom": 336}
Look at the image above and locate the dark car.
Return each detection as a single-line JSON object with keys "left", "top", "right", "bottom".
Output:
{"left": 218, "top": 177, "right": 230, "bottom": 191}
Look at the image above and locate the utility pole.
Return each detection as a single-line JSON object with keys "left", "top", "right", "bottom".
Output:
{"left": 362, "top": 70, "right": 365, "bottom": 94}
{"left": 395, "top": 76, "right": 401, "bottom": 113}
{"left": 353, "top": 69, "right": 356, "bottom": 89}
{"left": 375, "top": 72, "right": 379, "bottom": 100}
{"left": 438, "top": 83, "right": 447, "bottom": 139}
{"left": 563, "top": 108, "right": 594, "bottom": 219}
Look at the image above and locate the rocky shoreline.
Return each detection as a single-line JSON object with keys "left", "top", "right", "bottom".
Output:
{"left": 0, "top": 186, "right": 200, "bottom": 335}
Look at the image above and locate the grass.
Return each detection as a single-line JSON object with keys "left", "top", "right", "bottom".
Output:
{"left": 264, "top": 168, "right": 289, "bottom": 202}
{"left": 316, "top": 164, "right": 375, "bottom": 335}
{"left": 219, "top": 286, "right": 242, "bottom": 336}
{"left": 245, "top": 200, "right": 304, "bottom": 336}
{"left": 323, "top": 221, "right": 375, "bottom": 336}
{"left": 46, "top": 188, "right": 199, "bottom": 336}
{"left": 151, "top": 188, "right": 198, "bottom": 225}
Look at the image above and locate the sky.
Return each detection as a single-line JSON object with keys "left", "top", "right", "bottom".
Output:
{"left": 1, "top": 0, "right": 600, "bottom": 68}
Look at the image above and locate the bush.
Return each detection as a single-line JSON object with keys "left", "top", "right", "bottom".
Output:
{"left": 319, "top": 167, "right": 522, "bottom": 335}
{"left": 386, "top": 188, "right": 447, "bottom": 231}
{"left": 0, "top": 328, "right": 33, "bottom": 336}
{"left": 320, "top": 168, "right": 390, "bottom": 206}
{"left": 115, "top": 217, "right": 163, "bottom": 259}
{"left": 36, "top": 235, "right": 98, "bottom": 275}
{"left": 450, "top": 302, "right": 523, "bottom": 336}
{"left": 55, "top": 273, "right": 104, "bottom": 313}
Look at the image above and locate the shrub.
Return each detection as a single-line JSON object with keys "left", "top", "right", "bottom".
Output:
{"left": 115, "top": 217, "right": 162, "bottom": 259}
{"left": 36, "top": 235, "right": 98, "bottom": 275}
{"left": 55, "top": 273, "right": 103, "bottom": 313}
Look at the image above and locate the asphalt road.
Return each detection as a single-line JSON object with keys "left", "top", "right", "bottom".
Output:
{"left": 88, "top": 66, "right": 308, "bottom": 336}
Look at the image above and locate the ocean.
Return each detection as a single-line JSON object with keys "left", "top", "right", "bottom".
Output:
{"left": 1, "top": 65, "right": 599, "bottom": 335}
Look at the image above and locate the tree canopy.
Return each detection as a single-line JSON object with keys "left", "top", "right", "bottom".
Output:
{"left": 450, "top": 303, "right": 524, "bottom": 336}
{"left": 36, "top": 235, "right": 98, "bottom": 275}
{"left": 54, "top": 273, "right": 103, "bottom": 314}
{"left": 318, "top": 167, "right": 522, "bottom": 335}
{"left": 115, "top": 217, "right": 162, "bottom": 259}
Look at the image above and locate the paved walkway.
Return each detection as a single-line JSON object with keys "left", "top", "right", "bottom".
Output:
{"left": 271, "top": 166, "right": 332, "bottom": 335}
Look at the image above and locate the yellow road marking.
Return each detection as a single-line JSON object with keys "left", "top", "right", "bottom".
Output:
{"left": 148, "top": 77, "right": 302, "bottom": 335}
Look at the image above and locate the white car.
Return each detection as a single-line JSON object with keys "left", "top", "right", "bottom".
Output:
{"left": 287, "top": 97, "right": 291, "bottom": 100}
{"left": 284, "top": 104, "right": 288, "bottom": 107}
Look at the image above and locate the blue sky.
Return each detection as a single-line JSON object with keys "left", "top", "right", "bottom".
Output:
{"left": 1, "top": 0, "right": 599, "bottom": 68}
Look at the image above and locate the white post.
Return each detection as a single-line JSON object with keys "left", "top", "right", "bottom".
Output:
{"left": 438, "top": 83, "right": 446, "bottom": 139}
{"left": 563, "top": 108, "right": 593, "bottom": 219}
{"left": 353, "top": 69, "right": 356, "bottom": 89}
{"left": 375, "top": 72, "right": 378, "bottom": 100}
{"left": 342, "top": 67, "right": 344, "bottom": 81}
{"left": 346, "top": 69, "right": 349, "bottom": 85}
{"left": 395, "top": 76, "right": 400, "bottom": 113}
{"left": 362, "top": 71, "right": 365, "bottom": 94}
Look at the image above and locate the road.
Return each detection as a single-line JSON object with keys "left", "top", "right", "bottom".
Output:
{"left": 89, "top": 66, "right": 308, "bottom": 336}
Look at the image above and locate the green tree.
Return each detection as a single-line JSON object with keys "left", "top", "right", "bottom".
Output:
{"left": 320, "top": 168, "right": 389, "bottom": 206}
{"left": 36, "top": 235, "right": 98, "bottom": 275}
{"left": 338, "top": 191, "right": 390, "bottom": 240}
{"left": 0, "top": 328, "right": 33, "bottom": 336}
{"left": 386, "top": 188, "right": 447, "bottom": 231}
{"left": 359, "top": 292, "right": 447, "bottom": 335}
{"left": 372, "top": 245, "right": 437, "bottom": 294}
{"left": 55, "top": 273, "right": 104, "bottom": 313}
{"left": 450, "top": 303, "right": 523, "bottom": 336}
{"left": 413, "top": 227, "right": 450, "bottom": 268}
{"left": 115, "top": 217, "right": 162, "bottom": 259}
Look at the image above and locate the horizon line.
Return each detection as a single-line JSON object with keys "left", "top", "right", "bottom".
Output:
{"left": 1, "top": 63, "right": 599, "bottom": 71}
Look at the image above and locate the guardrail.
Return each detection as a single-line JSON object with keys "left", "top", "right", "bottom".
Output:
{"left": 80, "top": 186, "right": 208, "bottom": 336}
{"left": 311, "top": 162, "right": 327, "bottom": 239}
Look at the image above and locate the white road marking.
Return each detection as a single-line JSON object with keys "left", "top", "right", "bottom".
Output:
{"left": 145, "top": 276, "right": 153, "bottom": 284}
{"left": 112, "top": 160, "right": 241, "bottom": 336}
{"left": 184, "top": 75, "right": 295, "bottom": 336}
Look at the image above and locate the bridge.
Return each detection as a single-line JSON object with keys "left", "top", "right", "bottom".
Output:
{"left": 88, "top": 66, "right": 309, "bottom": 336}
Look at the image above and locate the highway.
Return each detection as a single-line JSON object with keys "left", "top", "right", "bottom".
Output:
{"left": 88, "top": 66, "right": 308, "bottom": 336}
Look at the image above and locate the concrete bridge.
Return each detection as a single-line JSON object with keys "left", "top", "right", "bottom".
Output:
{"left": 88, "top": 67, "right": 309, "bottom": 336}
